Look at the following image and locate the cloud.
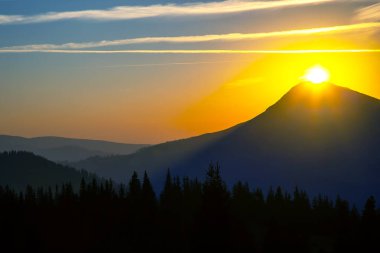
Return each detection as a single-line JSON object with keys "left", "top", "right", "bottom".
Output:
{"left": 355, "top": 3, "right": 380, "bottom": 22}
{"left": 0, "top": 0, "right": 333, "bottom": 25}
{"left": 0, "top": 15, "right": 23, "bottom": 24}
{"left": 3, "top": 22, "right": 380, "bottom": 51}
{"left": 0, "top": 49, "right": 379, "bottom": 54}
{"left": 97, "top": 60, "right": 250, "bottom": 68}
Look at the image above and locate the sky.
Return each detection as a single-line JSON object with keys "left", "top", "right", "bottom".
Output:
{"left": 0, "top": 0, "right": 379, "bottom": 144}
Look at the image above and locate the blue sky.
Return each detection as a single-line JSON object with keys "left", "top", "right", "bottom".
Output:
{"left": 0, "top": 0, "right": 379, "bottom": 143}
{"left": 1, "top": 0, "right": 375, "bottom": 48}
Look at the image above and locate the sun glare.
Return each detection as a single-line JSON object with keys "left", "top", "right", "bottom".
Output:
{"left": 304, "top": 66, "right": 330, "bottom": 84}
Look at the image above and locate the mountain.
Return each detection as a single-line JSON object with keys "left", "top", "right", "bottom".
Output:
{"left": 72, "top": 83, "right": 380, "bottom": 204}
{"left": 0, "top": 151, "right": 97, "bottom": 191}
{"left": 0, "top": 135, "right": 149, "bottom": 162}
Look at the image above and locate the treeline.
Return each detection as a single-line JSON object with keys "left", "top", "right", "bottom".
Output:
{"left": 0, "top": 151, "right": 97, "bottom": 192}
{"left": 0, "top": 163, "right": 379, "bottom": 253}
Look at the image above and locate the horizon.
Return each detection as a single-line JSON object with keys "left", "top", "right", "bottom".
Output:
{"left": 2, "top": 3, "right": 380, "bottom": 251}
{"left": 1, "top": 81, "right": 379, "bottom": 145}
{"left": 1, "top": 0, "right": 380, "bottom": 144}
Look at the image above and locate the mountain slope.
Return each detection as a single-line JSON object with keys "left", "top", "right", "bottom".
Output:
{"left": 72, "top": 83, "right": 380, "bottom": 203}
{"left": 0, "top": 135, "right": 149, "bottom": 162}
{"left": 0, "top": 151, "right": 96, "bottom": 191}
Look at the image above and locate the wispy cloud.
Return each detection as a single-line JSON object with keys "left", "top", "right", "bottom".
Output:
{"left": 0, "top": 15, "right": 23, "bottom": 24}
{"left": 98, "top": 60, "right": 251, "bottom": 68}
{"left": 355, "top": 3, "right": 380, "bottom": 22}
{"left": 0, "top": 0, "right": 333, "bottom": 25}
{"left": 3, "top": 22, "right": 380, "bottom": 51}
{"left": 0, "top": 49, "right": 379, "bottom": 54}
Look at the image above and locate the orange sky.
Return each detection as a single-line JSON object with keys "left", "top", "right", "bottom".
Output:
{"left": 175, "top": 50, "right": 380, "bottom": 135}
{"left": 1, "top": 0, "right": 380, "bottom": 144}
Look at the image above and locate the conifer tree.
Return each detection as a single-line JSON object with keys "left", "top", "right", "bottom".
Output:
{"left": 127, "top": 171, "right": 141, "bottom": 205}
{"left": 142, "top": 171, "right": 156, "bottom": 210}
{"left": 362, "top": 196, "right": 376, "bottom": 225}
{"left": 196, "top": 163, "right": 232, "bottom": 251}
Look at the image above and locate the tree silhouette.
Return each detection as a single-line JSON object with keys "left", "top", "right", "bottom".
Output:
{"left": 126, "top": 171, "right": 142, "bottom": 251}
{"left": 0, "top": 161, "right": 379, "bottom": 253}
{"left": 361, "top": 196, "right": 378, "bottom": 251}
{"left": 195, "top": 163, "right": 232, "bottom": 251}
{"left": 140, "top": 171, "right": 157, "bottom": 251}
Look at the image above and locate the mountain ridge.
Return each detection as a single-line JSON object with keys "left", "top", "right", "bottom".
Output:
{"left": 0, "top": 151, "right": 98, "bottom": 191}
{"left": 0, "top": 135, "right": 149, "bottom": 162}
{"left": 71, "top": 83, "right": 380, "bottom": 204}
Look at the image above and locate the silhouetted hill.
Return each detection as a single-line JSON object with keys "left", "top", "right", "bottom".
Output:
{"left": 0, "top": 151, "right": 96, "bottom": 191}
{"left": 0, "top": 135, "right": 149, "bottom": 162}
{"left": 72, "top": 83, "right": 380, "bottom": 204}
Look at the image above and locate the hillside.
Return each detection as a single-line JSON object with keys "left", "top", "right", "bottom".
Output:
{"left": 72, "top": 83, "right": 380, "bottom": 203}
{"left": 0, "top": 135, "right": 149, "bottom": 162}
{"left": 0, "top": 151, "right": 96, "bottom": 191}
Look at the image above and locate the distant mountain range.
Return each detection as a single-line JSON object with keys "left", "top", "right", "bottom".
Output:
{"left": 71, "top": 83, "right": 380, "bottom": 204}
{"left": 0, "top": 135, "right": 149, "bottom": 162}
{"left": 0, "top": 151, "right": 97, "bottom": 191}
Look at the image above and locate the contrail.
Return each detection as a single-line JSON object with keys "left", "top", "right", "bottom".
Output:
{"left": 3, "top": 22, "right": 379, "bottom": 51}
{"left": 0, "top": 49, "right": 379, "bottom": 54}
{"left": 100, "top": 60, "right": 250, "bottom": 68}
{"left": 0, "top": 0, "right": 333, "bottom": 25}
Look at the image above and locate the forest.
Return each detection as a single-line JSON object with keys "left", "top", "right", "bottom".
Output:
{"left": 0, "top": 163, "right": 379, "bottom": 253}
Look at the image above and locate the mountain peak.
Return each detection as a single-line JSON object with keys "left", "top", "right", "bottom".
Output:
{"left": 72, "top": 81, "right": 380, "bottom": 204}
{"left": 279, "top": 82, "right": 350, "bottom": 103}
{"left": 267, "top": 82, "right": 380, "bottom": 114}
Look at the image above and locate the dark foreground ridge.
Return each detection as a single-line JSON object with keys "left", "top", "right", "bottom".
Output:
{"left": 1, "top": 163, "right": 379, "bottom": 253}
{"left": 0, "top": 151, "right": 97, "bottom": 191}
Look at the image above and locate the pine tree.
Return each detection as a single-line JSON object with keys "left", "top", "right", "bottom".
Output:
{"left": 361, "top": 196, "right": 378, "bottom": 252}
{"left": 125, "top": 171, "right": 142, "bottom": 251}
{"left": 127, "top": 171, "right": 141, "bottom": 205}
{"left": 159, "top": 169, "right": 184, "bottom": 252}
{"left": 142, "top": 171, "right": 156, "bottom": 210}
{"left": 195, "top": 163, "right": 232, "bottom": 251}
{"left": 160, "top": 169, "right": 174, "bottom": 208}
{"left": 231, "top": 181, "right": 256, "bottom": 251}
{"left": 79, "top": 177, "right": 86, "bottom": 201}
{"left": 362, "top": 196, "right": 376, "bottom": 226}
{"left": 140, "top": 171, "right": 157, "bottom": 251}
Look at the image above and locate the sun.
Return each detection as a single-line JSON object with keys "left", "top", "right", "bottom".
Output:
{"left": 304, "top": 66, "right": 330, "bottom": 84}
